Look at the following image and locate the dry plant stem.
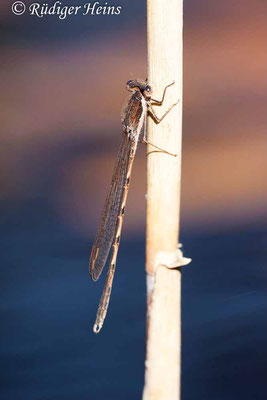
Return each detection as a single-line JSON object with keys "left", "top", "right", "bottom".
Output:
{"left": 143, "top": 0, "right": 183, "bottom": 399}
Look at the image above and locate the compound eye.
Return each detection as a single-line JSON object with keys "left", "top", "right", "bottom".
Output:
{"left": 145, "top": 85, "right": 151, "bottom": 92}
{"left": 127, "top": 80, "right": 133, "bottom": 85}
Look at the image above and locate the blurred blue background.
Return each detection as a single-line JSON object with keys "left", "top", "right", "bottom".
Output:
{"left": 1, "top": 0, "right": 267, "bottom": 399}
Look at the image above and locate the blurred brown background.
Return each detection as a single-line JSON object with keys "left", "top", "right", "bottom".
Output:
{"left": 1, "top": 1, "right": 266, "bottom": 399}
{"left": 1, "top": 0, "right": 266, "bottom": 237}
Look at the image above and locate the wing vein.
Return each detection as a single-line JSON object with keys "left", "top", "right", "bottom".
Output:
{"left": 89, "top": 132, "right": 136, "bottom": 281}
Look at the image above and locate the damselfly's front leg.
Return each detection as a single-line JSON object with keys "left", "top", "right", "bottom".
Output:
{"left": 144, "top": 82, "right": 179, "bottom": 156}
{"left": 148, "top": 100, "right": 179, "bottom": 124}
{"left": 148, "top": 80, "right": 179, "bottom": 124}
{"left": 150, "top": 81, "right": 175, "bottom": 105}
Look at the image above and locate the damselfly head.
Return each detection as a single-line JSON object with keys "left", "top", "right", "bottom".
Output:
{"left": 126, "top": 80, "right": 152, "bottom": 99}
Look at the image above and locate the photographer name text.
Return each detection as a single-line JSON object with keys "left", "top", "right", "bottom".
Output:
{"left": 12, "top": 1, "right": 122, "bottom": 18}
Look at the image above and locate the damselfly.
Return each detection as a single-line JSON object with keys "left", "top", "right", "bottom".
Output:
{"left": 89, "top": 79, "right": 178, "bottom": 333}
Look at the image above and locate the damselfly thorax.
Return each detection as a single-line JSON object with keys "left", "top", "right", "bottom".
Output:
{"left": 89, "top": 79, "right": 178, "bottom": 333}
